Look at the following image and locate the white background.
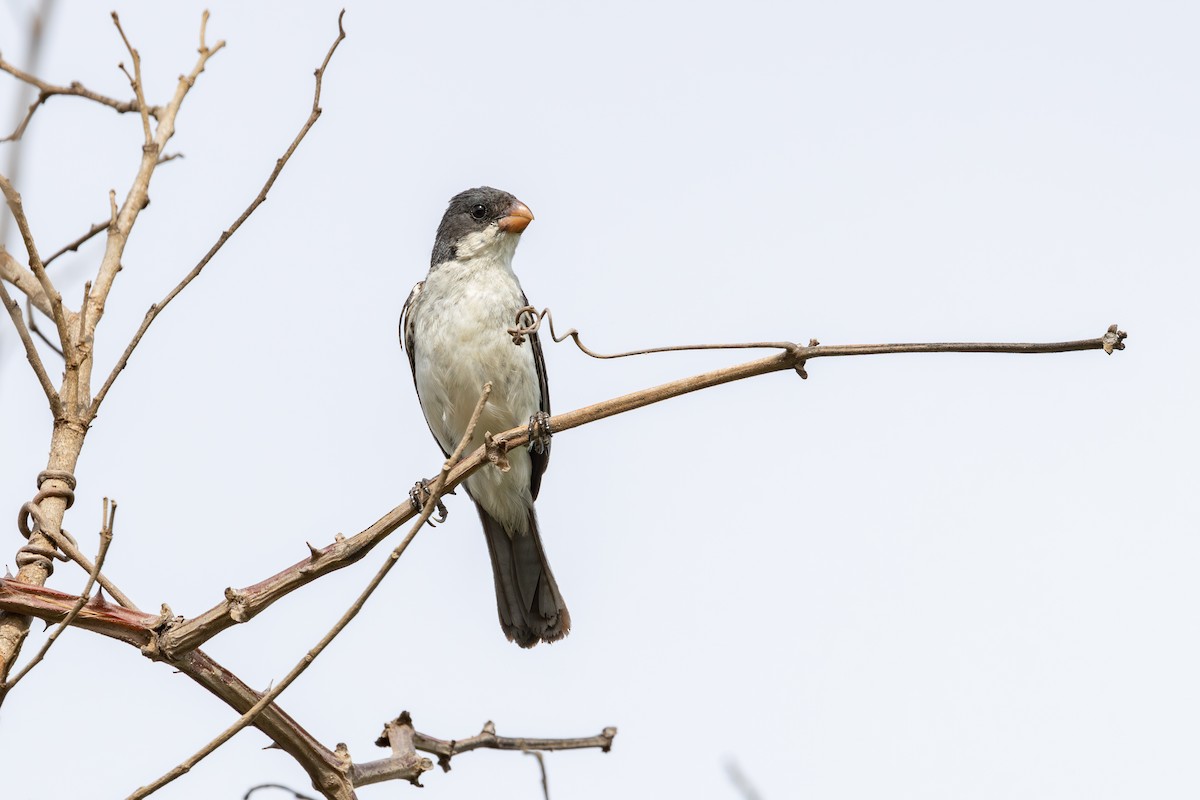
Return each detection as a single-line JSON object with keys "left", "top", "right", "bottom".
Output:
{"left": 1, "top": 2, "right": 1196, "bottom": 798}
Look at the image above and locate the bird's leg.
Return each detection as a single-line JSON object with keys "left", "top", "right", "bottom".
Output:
{"left": 527, "top": 410, "right": 553, "bottom": 455}
{"left": 409, "top": 478, "right": 450, "bottom": 525}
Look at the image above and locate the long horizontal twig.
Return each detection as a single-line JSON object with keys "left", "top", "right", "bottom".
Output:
{"left": 408, "top": 717, "right": 616, "bottom": 773}
{"left": 156, "top": 324, "right": 1126, "bottom": 656}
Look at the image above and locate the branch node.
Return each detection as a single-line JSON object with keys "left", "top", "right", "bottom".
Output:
{"left": 484, "top": 432, "right": 511, "bottom": 472}
{"left": 224, "top": 587, "right": 250, "bottom": 623}
{"left": 1102, "top": 323, "right": 1127, "bottom": 355}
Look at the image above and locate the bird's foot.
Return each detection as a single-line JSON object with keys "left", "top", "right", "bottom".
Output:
{"left": 527, "top": 410, "right": 553, "bottom": 455}
{"left": 409, "top": 479, "right": 449, "bottom": 526}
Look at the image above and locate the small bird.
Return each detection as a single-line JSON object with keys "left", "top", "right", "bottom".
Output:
{"left": 401, "top": 187, "right": 569, "bottom": 647}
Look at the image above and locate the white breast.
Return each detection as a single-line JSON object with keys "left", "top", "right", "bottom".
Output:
{"left": 411, "top": 247, "right": 541, "bottom": 532}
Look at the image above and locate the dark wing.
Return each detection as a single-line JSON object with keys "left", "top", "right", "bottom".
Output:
{"left": 400, "top": 280, "right": 450, "bottom": 458}
{"left": 524, "top": 292, "right": 552, "bottom": 500}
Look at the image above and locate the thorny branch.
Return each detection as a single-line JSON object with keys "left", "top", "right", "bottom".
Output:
{"left": 129, "top": 382, "right": 493, "bottom": 799}
{"left": 0, "top": 6, "right": 1134, "bottom": 800}
{"left": 156, "top": 322, "right": 1127, "bottom": 658}
{"left": 0, "top": 321, "right": 1123, "bottom": 796}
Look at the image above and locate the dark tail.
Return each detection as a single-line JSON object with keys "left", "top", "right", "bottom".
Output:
{"left": 477, "top": 504, "right": 570, "bottom": 648}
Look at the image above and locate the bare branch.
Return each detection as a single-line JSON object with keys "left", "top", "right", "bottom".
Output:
{"left": 110, "top": 13, "right": 152, "bottom": 145}
{"left": 0, "top": 578, "right": 151, "bottom": 648}
{"left": 88, "top": 9, "right": 346, "bottom": 420}
{"left": 42, "top": 218, "right": 109, "bottom": 268}
{"left": 129, "top": 378, "right": 485, "bottom": 800}
{"left": 0, "top": 53, "right": 156, "bottom": 143}
{"left": 403, "top": 716, "right": 616, "bottom": 772}
{"left": 16, "top": 490, "right": 138, "bottom": 610}
{"left": 0, "top": 245, "right": 51, "bottom": 316}
{"left": 0, "top": 267, "right": 60, "bottom": 415}
{"left": 1, "top": 498, "right": 115, "bottom": 698}
{"left": 81, "top": 13, "right": 228, "bottom": 397}
{"left": 0, "top": 171, "right": 70, "bottom": 347}
{"left": 0, "top": 578, "right": 351, "bottom": 798}
{"left": 158, "top": 323, "right": 1127, "bottom": 655}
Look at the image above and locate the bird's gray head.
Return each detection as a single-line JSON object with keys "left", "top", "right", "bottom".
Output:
{"left": 431, "top": 186, "right": 535, "bottom": 267}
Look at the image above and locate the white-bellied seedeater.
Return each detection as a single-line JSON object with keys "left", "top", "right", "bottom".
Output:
{"left": 401, "top": 187, "right": 568, "bottom": 648}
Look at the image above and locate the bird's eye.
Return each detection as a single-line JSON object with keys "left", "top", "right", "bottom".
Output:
{"left": 470, "top": 204, "right": 487, "bottom": 221}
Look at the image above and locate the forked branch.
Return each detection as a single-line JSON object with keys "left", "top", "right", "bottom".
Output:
{"left": 88, "top": 9, "right": 346, "bottom": 420}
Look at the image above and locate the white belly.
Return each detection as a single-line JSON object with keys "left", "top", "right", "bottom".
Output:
{"left": 412, "top": 257, "right": 541, "bottom": 533}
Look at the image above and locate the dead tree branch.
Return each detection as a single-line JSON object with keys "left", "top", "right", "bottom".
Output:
{"left": 88, "top": 9, "right": 345, "bottom": 420}
{"left": 0, "top": 52, "right": 153, "bottom": 143}
{"left": 0, "top": 270, "right": 60, "bottom": 415}
{"left": 155, "top": 323, "right": 1126, "bottom": 656}
{"left": 127, "top": 381, "right": 490, "bottom": 800}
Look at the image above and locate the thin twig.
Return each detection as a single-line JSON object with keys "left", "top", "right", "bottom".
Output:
{"left": 242, "top": 784, "right": 320, "bottom": 800}
{"left": 88, "top": 9, "right": 346, "bottom": 420}
{"left": 42, "top": 218, "right": 110, "bottom": 268}
{"left": 36, "top": 523, "right": 138, "bottom": 610}
{"left": 0, "top": 57, "right": 152, "bottom": 143}
{"left": 81, "top": 14, "right": 227, "bottom": 387}
{"left": 510, "top": 305, "right": 795, "bottom": 359}
{"left": 525, "top": 750, "right": 550, "bottom": 800}
{"left": 1, "top": 498, "right": 116, "bottom": 698}
{"left": 0, "top": 268, "right": 60, "bottom": 416}
{"left": 21, "top": 212, "right": 101, "bottom": 358}
{"left": 0, "top": 171, "right": 69, "bottom": 347}
{"left": 127, "top": 380, "right": 489, "bottom": 800}
{"left": 110, "top": 13, "right": 152, "bottom": 145}
{"left": 26, "top": 308, "right": 63, "bottom": 356}
{"left": 22, "top": 217, "right": 111, "bottom": 364}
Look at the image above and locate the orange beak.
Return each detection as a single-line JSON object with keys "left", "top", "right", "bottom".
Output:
{"left": 497, "top": 200, "right": 534, "bottom": 234}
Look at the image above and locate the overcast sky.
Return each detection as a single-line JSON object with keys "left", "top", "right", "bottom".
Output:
{"left": 1, "top": 1, "right": 1197, "bottom": 798}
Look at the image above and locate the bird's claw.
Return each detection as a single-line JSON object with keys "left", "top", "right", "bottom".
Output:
{"left": 527, "top": 410, "right": 553, "bottom": 455}
{"left": 409, "top": 479, "right": 449, "bottom": 526}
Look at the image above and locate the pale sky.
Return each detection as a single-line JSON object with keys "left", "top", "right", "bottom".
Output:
{"left": 1, "top": 2, "right": 1197, "bottom": 798}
